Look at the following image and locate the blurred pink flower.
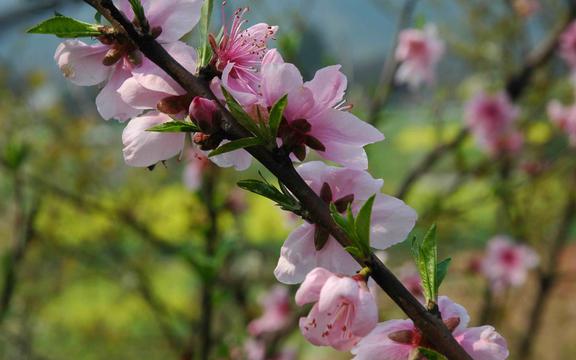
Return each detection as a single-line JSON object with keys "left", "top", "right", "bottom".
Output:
{"left": 243, "top": 339, "right": 296, "bottom": 360}
{"left": 481, "top": 236, "right": 539, "bottom": 293}
{"left": 274, "top": 162, "right": 417, "bottom": 284}
{"left": 295, "top": 268, "right": 378, "bottom": 351}
{"left": 258, "top": 61, "right": 384, "bottom": 168}
{"left": 351, "top": 296, "right": 508, "bottom": 360}
{"left": 54, "top": 0, "right": 202, "bottom": 120}
{"left": 210, "top": 7, "right": 278, "bottom": 106}
{"left": 548, "top": 100, "right": 576, "bottom": 145}
{"left": 183, "top": 148, "right": 210, "bottom": 191}
{"left": 560, "top": 21, "right": 576, "bottom": 69}
{"left": 248, "top": 286, "right": 292, "bottom": 337}
{"left": 465, "top": 91, "right": 523, "bottom": 156}
{"left": 395, "top": 25, "right": 445, "bottom": 89}
{"left": 398, "top": 263, "right": 423, "bottom": 302}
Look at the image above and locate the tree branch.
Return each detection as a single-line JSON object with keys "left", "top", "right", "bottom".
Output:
{"left": 81, "top": 1, "right": 474, "bottom": 357}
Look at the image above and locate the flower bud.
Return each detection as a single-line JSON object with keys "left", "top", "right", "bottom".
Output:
{"left": 189, "top": 97, "right": 221, "bottom": 134}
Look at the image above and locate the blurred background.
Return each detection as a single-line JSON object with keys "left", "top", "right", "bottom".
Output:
{"left": 0, "top": 0, "right": 575, "bottom": 359}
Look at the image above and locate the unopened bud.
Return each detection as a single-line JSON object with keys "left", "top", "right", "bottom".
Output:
{"left": 158, "top": 95, "right": 191, "bottom": 115}
{"left": 189, "top": 97, "right": 221, "bottom": 134}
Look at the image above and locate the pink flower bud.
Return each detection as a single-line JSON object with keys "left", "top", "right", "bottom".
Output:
{"left": 189, "top": 96, "right": 220, "bottom": 134}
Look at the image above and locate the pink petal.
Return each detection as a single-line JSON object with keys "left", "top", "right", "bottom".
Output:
{"left": 351, "top": 320, "right": 415, "bottom": 360}
{"left": 207, "top": 143, "right": 252, "bottom": 170}
{"left": 262, "top": 48, "right": 285, "bottom": 65}
{"left": 455, "top": 326, "right": 509, "bottom": 360}
{"left": 117, "top": 76, "right": 170, "bottom": 110}
{"left": 143, "top": 0, "right": 203, "bottom": 43}
{"left": 96, "top": 65, "right": 142, "bottom": 121}
{"left": 122, "top": 112, "right": 185, "bottom": 167}
{"left": 438, "top": 296, "right": 470, "bottom": 331}
{"left": 315, "top": 237, "right": 361, "bottom": 276}
{"left": 274, "top": 224, "right": 318, "bottom": 284}
{"left": 317, "top": 276, "right": 359, "bottom": 312}
{"left": 54, "top": 40, "right": 110, "bottom": 86}
{"left": 304, "top": 65, "right": 347, "bottom": 115}
{"left": 369, "top": 194, "right": 417, "bottom": 250}
{"left": 295, "top": 267, "right": 334, "bottom": 305}
{"left": 349, "top": 286, "right": 379, "bottom": 337}
{"left": 260, "top": 63, "right": 303, "bottom": 108}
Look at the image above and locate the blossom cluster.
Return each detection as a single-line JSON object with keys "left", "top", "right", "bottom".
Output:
{"left": 51, "top": 0, "right": 509, "bottom": 358}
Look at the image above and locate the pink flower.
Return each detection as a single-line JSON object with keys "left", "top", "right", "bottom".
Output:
{"left": 395, "top": 25, "right": 445, "bottom": 89}
{"left": 210, "top": 7, "right": 278, "bottom": 105}
{"left": 54, "top": 0, "right": 202, "bottom": 120}
{"left": 398, "top": 263, "right": 423, "bottom": 302}
{"left": 351, "top": 296, "right": 508, "bottom": 360}
{"left": 295, "top": 268, "right": 378, "bottom": 351}
{"left": 481, "top": 235, "right": 539, "bottom": 292}
{"left": 248, "top": 286, "right": 292, "bottom": 337}
{"left": 548, "top": 100, "right": 576, "bottom": 145}
{"left": 118, "top": 41, "right": 198, "bottom": 116}
{"left": 243, "top": 339, "right": 296, "bottom": 360}
{"left": 258, "top": 61, "right": 384, "bottom": 168}
{"left": 465, "top": 92, "right": 523, "bottom": 156}
{"left": 122, "top": 111, "right": 186, "bottom": 167}
{"left": 559, "top": 21, "right": 576, "bottom": 69}
{"left": 122, "top": 111, "right": 251, "bottom": 169}
{"left": 274, "top": 162, "right": 417, "bottom": 284}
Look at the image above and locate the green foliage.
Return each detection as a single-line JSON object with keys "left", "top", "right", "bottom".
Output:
{"left": 208, "top": 137, "right": 264, "bottom": 157}
{"left": 2, "top": 141, "right": 29, "bottom": 171}
{"left": 221, "top": 86, "right": 265, "bottom": 138}
{"left": 411, "top": 225, "right": 452, "bottom": 307}
{"left": 146, "top": 121, "right": 199, "bottom": 133}
{"left": 27, "top": 14, "right": 101, "bottom": 38}
{"left": 128, "top": 0, "right": 147, "bottom": 28}
{"left": 330, "top": 195, "right": 376, "bottom": 260}
{"left": 268, "top": 94, "right": 288, "bottom": 139}
{"left": 237, "top": 178, "right": 301, "bottom": 213}
{"left": 198, "top": 0, "right": 214, "bottom": 67}
{"left": 418, "top": 347, "right": 448, "bottom": 360}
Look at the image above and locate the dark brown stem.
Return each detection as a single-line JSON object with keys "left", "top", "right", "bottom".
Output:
{"left": 395, "top": 2, "right": 576, "bottom": 200}
{"left": 81, "top": 1, "right": 473, "bottom": 357}
{"left": 367, "top": 0, "right": 420, "bottom": 125}
{"left": 517, "top": 170, "right": 576, "bottom": 359}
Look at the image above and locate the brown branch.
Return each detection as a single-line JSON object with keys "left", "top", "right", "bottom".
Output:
{"left": 516, "top": 169, "right": 576, "bottom": 359}
{"left": 81, "top": 1, "right": 473, "bottom": 358}
{"left": 367, "top": 0, "right": 420, "bottom": 125}
{"left": 395, "top": 1, "right": 576, "bottom": 200}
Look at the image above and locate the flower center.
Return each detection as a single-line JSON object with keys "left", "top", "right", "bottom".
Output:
{"left": 278, "top": 118, "right": 326, "bottom": 161}
{"left": 313, "top": 182, "right": 354, "bottom": 250}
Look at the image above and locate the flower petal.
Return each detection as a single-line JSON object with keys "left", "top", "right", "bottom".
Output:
{"left": 95, "top": 65, "right": 141, "bottom": 121}
{"left": 369, "top": 194, "right": 417, "bottom": 250}
{"left": 260, "top": 63, "right": 303, "bottom": 107}
{"left": 143, "top": 0, "right": 203, "bottom": 43}
{"left": 274, "top": 224, "right": 317, "bottom": 284}
{"left": 54, "top": 40, "right": 109, "bottom": 86}
{"left": 317, "top": 276, "right": 359, "bottom": 312}
{"left": 295, "top": 267, "right": 334, "bottom": 305}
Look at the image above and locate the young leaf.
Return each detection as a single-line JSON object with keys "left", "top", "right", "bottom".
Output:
{"left": 268, "top": 94, "right": 288, "bottom": 139}
{"left": 128, "top": 0, "right": 147, "bottom": 29}
{"left": 418, "top": 347, "right": 448, "bottom": 360}
{"left": 436, "top": 257, "right": 452, "bottom": 292}
{"left": 208, "top": 137, "right": 264, "bottom": 157}
{"left": 344, "top": 246, "right": 363, "bottom": 259}
{"left": 355, "top": 194, "right": 375, "bottom": 253}
{"left": 27, "top": 15, "right": 101, "bottom": 38}
{"left": 198, "top": 0, "right": 214, "bottom": 67}
{"left": 221, "top": 86, "right": 262, "bottom": 137}
{"left": 416, "top": 224, "right": 437, "bottom": 304}
{"left": 146, "top": 121, "right": 199, "bottom": 133}
{"left": 329, "top": 203, "right": 354, "bottom": 237}
{"left": 237, "top": 179, "right": 300, "bottom": 212}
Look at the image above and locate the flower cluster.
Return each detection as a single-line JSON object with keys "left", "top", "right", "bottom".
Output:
{"left": 50, "top": 1, "right": 510, "bottom": 358}
{"left": 465, "top": 91, "right": 523, "bottom": 156}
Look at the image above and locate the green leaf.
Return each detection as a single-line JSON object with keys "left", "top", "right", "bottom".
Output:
{"left": 436, "top": 257, "right": 451, "bottom": 292}
{"left": 198, "top": 0, "right": 214, "bottom": 67}
{"left": 237, "top": 179, "right": 300, "bottom": 212}
{"left": 2, "top": 141, "right": 29, "bottom": 171}
{"left": 146, "top": 121, "right": 199, "bottom": 133}
{"left": 27, "top": 15, "right": 101, "bottom": 38}
{"left": 355, "top": 194, "right": 375, "bottom": 253}
{"left": 268, "top": 94, "right": 288, "bottom": 139}
{"left": 221, "top": 86, "right": 262, "bottom": 137}
{"left": 208, "top": 137, "right": 264, "bottom": 157}
{"left": 416, "top": 224, "right": 437, "bottom": 304}
{"left": 344, "top": 246, "right": 363, "bottom": 259}
{"left": 329, "top": 203, "right": 354, "bottom": 236}
{"left": 417, "top": 347, "right": 448, "bottom": 360}
{"left": 128, "top": 0, "right": 147, "bottom": 28}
